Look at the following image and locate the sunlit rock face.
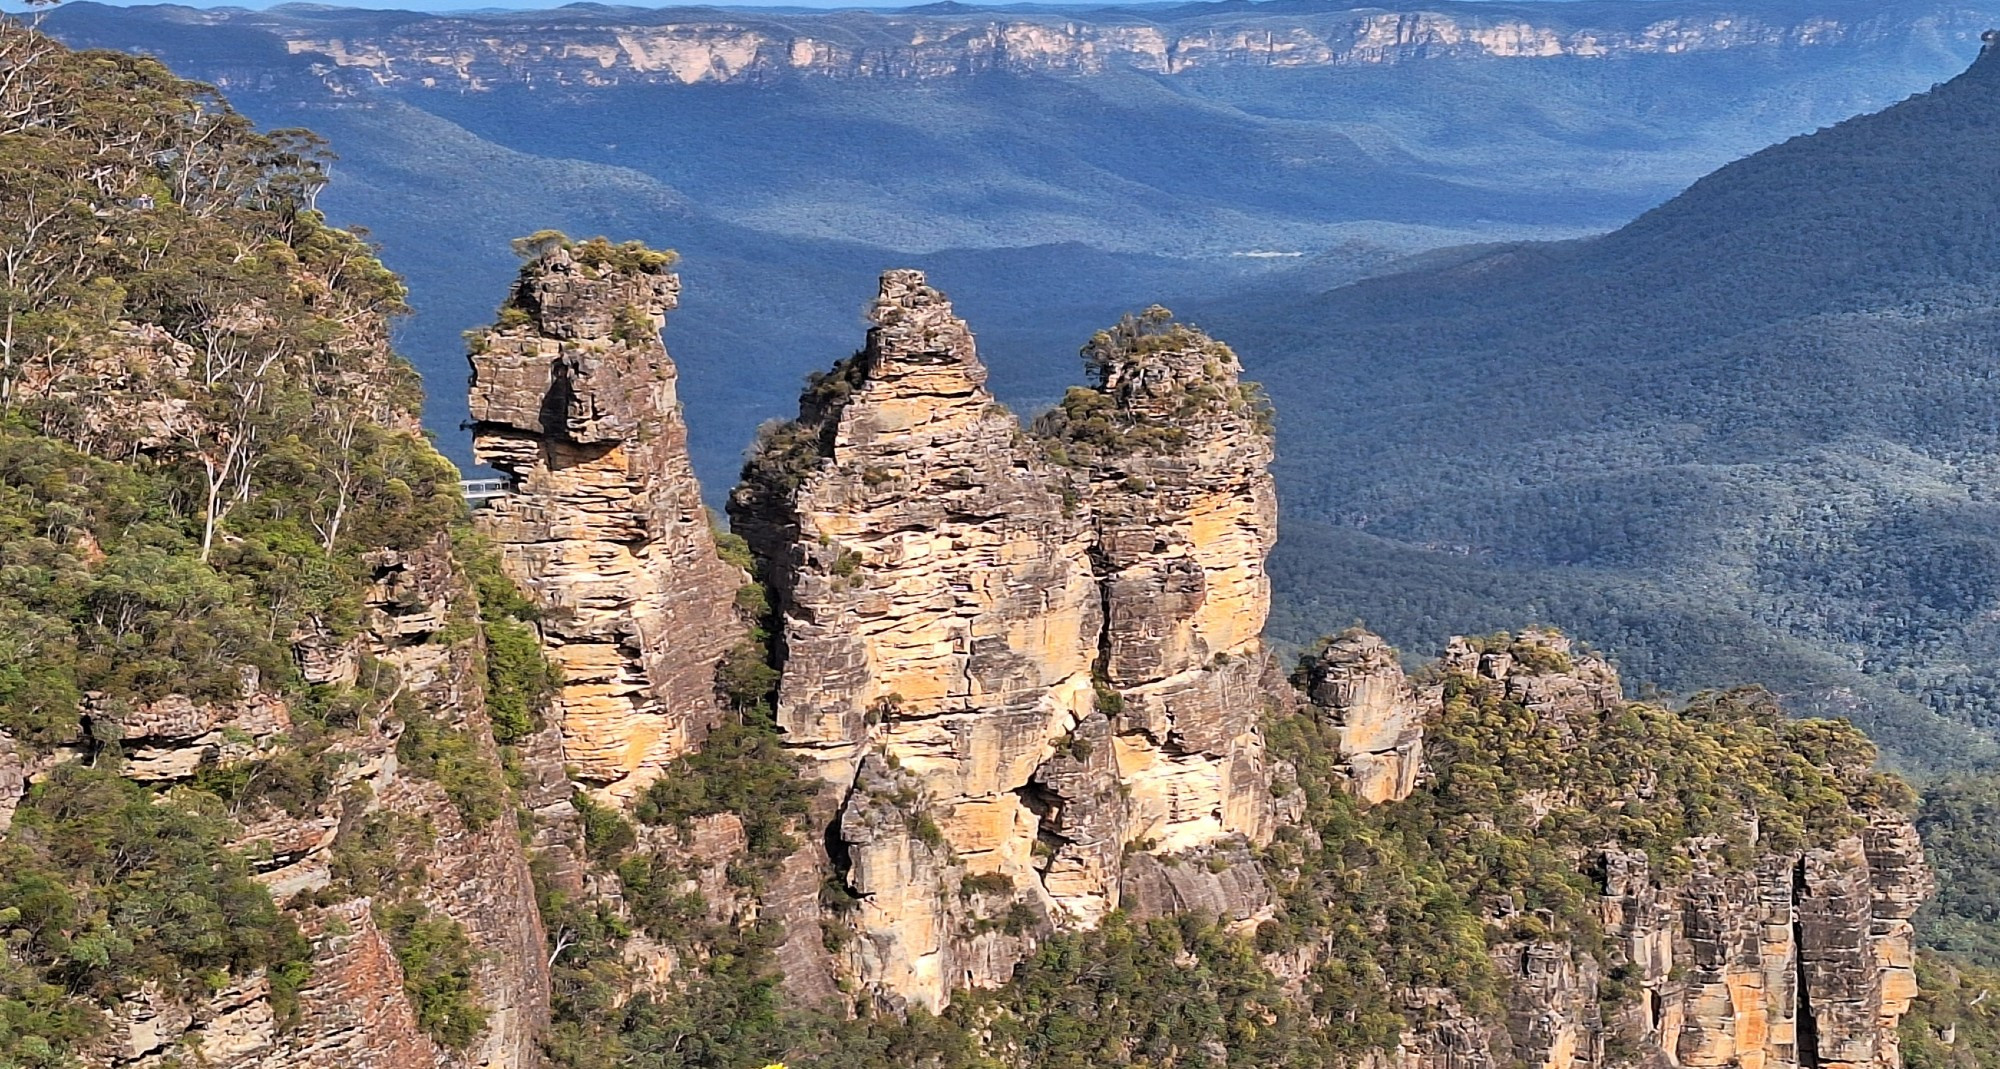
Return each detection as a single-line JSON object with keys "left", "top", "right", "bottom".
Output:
{"left": 256, "top": 7, "right": 1914, "bottom": 89}
{"left": 469, "top": 245, "right": 745, "bottom": 805}
{"left": 729, "top": 274, "right": 1282, "bottom": 1010}
{"left": 469, "top": 265, "right": 1933, "bottom": 1062}
{"left": 1305, "top": 630, "right": 1427, "bottom": 804}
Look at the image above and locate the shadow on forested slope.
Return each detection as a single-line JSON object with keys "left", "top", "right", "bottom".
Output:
{"left": 1218, "top": 40, "right": 2000, "bottom": 770}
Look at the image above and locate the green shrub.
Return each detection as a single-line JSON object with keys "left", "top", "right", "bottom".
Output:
{"left": 377, "top": 902, "right": 488, "bottom": 1048}
{"left": 632, "top": 713, "right": 815, "bottom": 865}
{"left": 574, "top": 793, "right": 637, "bottom": 865}
{"left": 397, "top": 712, "right": 505, "bottom": 829}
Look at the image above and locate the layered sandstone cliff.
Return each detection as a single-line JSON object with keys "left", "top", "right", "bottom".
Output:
{"left": 468, "top": 241, "right": 745, "bottom": 805}
{"left": 731, "top": 271, "right": 1106, "bottom": 1009}
{"left": 1385, "top": 630, "right": 1932, "bottom": 1069}
{"left": 1036, "top": 309, "right": 1279, "bottom": 901}
{"left": 64, "top": 537, "right": 553, "bottom": 1069}
{"left": 206, "top": 5, "right": 1977, "bottom": 89}
{"left": 459, "top": 264, "right": 1930, "bottom": 1066}
{"left": 726, "top": 274, "right": 1284, "bottom": 1010}
{"left": 1303, "top": 629, "right": 1428, "bottom": 804}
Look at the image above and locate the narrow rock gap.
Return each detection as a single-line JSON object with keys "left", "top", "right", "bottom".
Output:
{"left": 823, "top": 780, "right": 860, "bottom": 900}
{"left": 1795, "top": 857, "right": 1821, "bottom": 1069}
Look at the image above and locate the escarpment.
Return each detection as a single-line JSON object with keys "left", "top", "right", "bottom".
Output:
{"left": 469, "top": 265, "right": 1935, "bottom": 1065}
{"left": 196, "top": 5, "right": 1979, "bottom": 89}
{"left": 7, "top": 24, "right": 1958, "bottom": 1068}
{"left": 468, "top": 239, "right": 746, "bottom": 805}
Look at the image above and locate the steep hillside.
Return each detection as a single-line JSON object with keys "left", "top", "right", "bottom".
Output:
{"left": 1218, "top": 36, "right": 2000, "bottom": 770}
{"left": 5, "top": 17, "right": 1995, "bottom": 1069}
{"left": 0, "top": 24, "right": 557, "bottom": 1068}
{"left": 45, "top": 0, "right": 1999, "bottom": 490}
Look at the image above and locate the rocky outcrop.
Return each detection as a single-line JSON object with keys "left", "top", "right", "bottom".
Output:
{"left": 733, "top": 270, "right": 1104, "bottom": 1009}
{"left": 52, "top": 530, "right": 552, "bottom": 1069}
{"left": 195, "top": 5, "right": 1989, "bottom": 89}
{"left": 253, "top": 535, "right": 552, "bottom": 1069}
{"left": 1406, "top": 630, "right": 1933, "bottom": 1069}
{"left": 728, "top": 275, "right": 1285, "bottom": 1009}
{"left": 1303, "top": 629, "right": 1427, "bottom": 804}
{"left": 84, "top": 677, "right": 291, "bottom": 781}
{"left": 458, "top": 262, "right": 1944, "bottom": 1067}
{"left": 470, "top": 243, "right": 745, "bottom": 804}
{"left": 1047, "top": 311, "right": 1277, "bottom": 855}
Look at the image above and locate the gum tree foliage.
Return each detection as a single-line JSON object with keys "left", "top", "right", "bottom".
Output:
{"left": 0, "top": 21, "right": 517, "bottom": 1061}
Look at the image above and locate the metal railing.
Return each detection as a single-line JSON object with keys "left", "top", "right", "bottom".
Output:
{"left": 461, "top": 478, "right": 510, "bottom": 503}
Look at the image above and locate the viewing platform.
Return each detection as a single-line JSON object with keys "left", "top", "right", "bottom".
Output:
{"left": 461, "top": 478, "right": 510, "bottom": 504}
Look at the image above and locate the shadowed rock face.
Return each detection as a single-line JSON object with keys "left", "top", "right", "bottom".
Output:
{"left": 469, "top": 245, "right": 745, "bottom": 805}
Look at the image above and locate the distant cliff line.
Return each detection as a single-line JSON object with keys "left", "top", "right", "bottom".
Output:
{"left": 112, "top": 0, "right": 1997, "bottom": 88}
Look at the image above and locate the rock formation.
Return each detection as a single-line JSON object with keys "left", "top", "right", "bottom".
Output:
{"left": 199, "top": 6, "right": 1984, "bottom": 89}
{"left": 469, "top": 241, "right": 745, "bottom": 804}
{"left": 1416, "top": 630, "right": 1932, "bottom": 1069}
{"left": 1038, "top": 308, "right": 1280, "bottom": 902}
{"left": 1303, "top": 630, "right": 1427, "bottom": 804}
{"left": 720, "top": 272, "right": 1937, "bottom": 1062}
{"left": 45, "top": 531, "right": 553, "bottom": 1069}
{"left": 731, "top": 270, "right": 1105, "bottom": 1009}
{"left": 726, "top": 276, "right": 1289, "bottom": 1009}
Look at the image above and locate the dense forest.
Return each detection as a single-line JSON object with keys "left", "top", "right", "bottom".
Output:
{"left": 11, "top": 13, "right": 2000, "bottom": 1069}
{"left": 1222, "top": 37, "right": 2000, "bottom": 774}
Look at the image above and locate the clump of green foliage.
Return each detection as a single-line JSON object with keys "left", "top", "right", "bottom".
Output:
{"left": 1259, "top": 707, "right": 1504, "bottom": 1045}
{"left": 396, "top": 708, "right": 506, "bottom": 830}
{"left": 510, "top": 231, "right": 678, "bottom": 274}
{"left": 1902, "top": 954, "right": 2000, "bottom": 1069}
{"left": 0, "top": 764, "right": 314, "bottom": 1058}
{"left": 377, "top": 901, "right": 489, "bottom": 1048}
{"left": 191, "top": 743, "right": 338, "bottom": 820}
{"left": 1035, "top": 307, "right": 1272, "bottom": 464}
{"left": 456, "top": 533, "right": 558, "bottom": 745}
{"left": 323, "top": 796, "right": 435, "bottom": 901}
{"left": 633, "top": 714, "right": 816, "bottom": 863}
{"left": 0, "top": 431, "right": 275, "bottom": 745}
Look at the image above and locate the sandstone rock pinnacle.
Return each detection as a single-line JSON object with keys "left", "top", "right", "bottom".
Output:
{"left": 469, "top": 241, "right": 745, "bottom": 804}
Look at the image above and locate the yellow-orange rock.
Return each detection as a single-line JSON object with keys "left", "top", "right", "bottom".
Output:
{"left": 470, "top": 245, "right": 745, "bottom": 804}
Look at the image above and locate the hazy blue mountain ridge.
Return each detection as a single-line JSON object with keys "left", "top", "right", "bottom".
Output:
{"left": 46, "top": 0, "right": 1997, "bottom": 495}
{"left": 1218, "top": 39, "right": 2000, "bottom": 769}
